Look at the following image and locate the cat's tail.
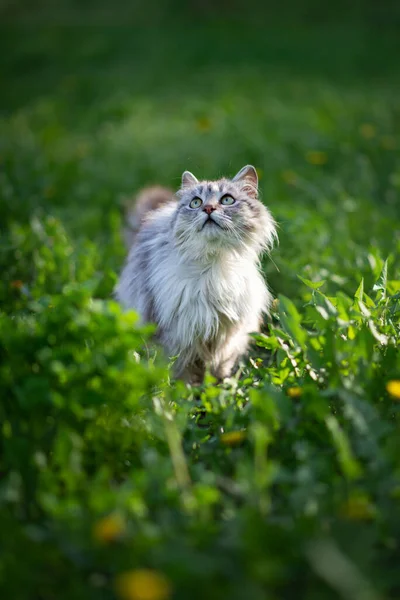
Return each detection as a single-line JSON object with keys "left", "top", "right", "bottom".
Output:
{"left": 122, "top": 185, "right": 174, "bottom": 248}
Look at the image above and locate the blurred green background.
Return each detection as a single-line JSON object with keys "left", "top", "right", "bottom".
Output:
{"left": 1, "top": 0, "right": 400, "bottom": 296}
{"left": 1, "top": 2, "right": 400, "bottom": 600}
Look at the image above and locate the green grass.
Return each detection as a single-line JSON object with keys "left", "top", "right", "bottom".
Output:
{"left": 1, "top": 13, "right": 400, "bottom": 600}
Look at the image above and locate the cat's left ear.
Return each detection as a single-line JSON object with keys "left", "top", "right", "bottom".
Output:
{"left": 232, "top": 165, "right": 258, "bottom": 197}
{"left": 181, "top": 171, "right": 199, "bottom": 188}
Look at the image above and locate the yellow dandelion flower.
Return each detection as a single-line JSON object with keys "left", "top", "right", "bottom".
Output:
{"left": 359, "top": 123, "right": 376, "bottom": 139}
{"left": 220, "top": 431, "right": 246, "bottom": 446}
{"left": 282, "top": 169, "right": 298, "bottom": 185}
{"left": 10, "top": 280, "right": 23, "bottom": 289}
{"left": 287, "top": 386, "right": 302, "bottom": 398}
{"left": 115, "top": 569, "right": 171, "bottom": 600}
{"left": 93, "top": 513, "right": 125, "bottom": 544}
{"left": 305, "top": 151, "right": 328, "bottom": 166}
{"left": 340, "top": 494, "right": 376, "bottom": 521}
{"left": 196, "top": 117, "right": 212, "bottom": 132}
{"left": 386, "top": 380, "right": 400, "bottom": 400}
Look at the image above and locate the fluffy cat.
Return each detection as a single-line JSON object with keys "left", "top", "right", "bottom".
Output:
{"left": 116, "top": 165, "right": 277, "bottom": 383}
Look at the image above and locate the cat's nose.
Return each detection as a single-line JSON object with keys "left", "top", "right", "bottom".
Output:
{"left": 203, "top": 205, "right": 216, "bottom": 215}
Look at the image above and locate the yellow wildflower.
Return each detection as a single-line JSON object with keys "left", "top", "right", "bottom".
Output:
{"left": 305, "top": 151, "right": 327, "bottom": 166}
{"left": 93, "top": 513, "right": 125, "bottom": 544}
{"left": 196, "top": 117, "right": 212, "bottom": 132}
{"left": 220, "top": 431, "right": 246, "bottom": 446}
{"left": 359, "top": 123, "right": 376, "bottom": 139}
{"left": 287, "top": 386, "right": 302, "bottom": 398}
{"left": 281, "top": 169, "right": 298, "bottom": 185}
{"left": 340, "top": 494, "right": 376, "bottom": 521}
{"left": 386, "top": 380, "right": 400, "bottom": 400}
{"left": 115, "top": 569, "right": 171, "bottom": 600}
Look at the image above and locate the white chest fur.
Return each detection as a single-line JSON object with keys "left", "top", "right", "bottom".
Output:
{"left": 148, "top": 250, "right": 266, "bottom": 353}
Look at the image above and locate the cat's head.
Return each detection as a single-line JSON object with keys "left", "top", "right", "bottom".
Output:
{"left": 174, "top": 165, "right": 277, "bottom": 259}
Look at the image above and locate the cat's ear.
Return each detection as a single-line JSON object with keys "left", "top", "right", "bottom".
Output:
{"left": 232, "top": 165, "right": 258, "bottom": 197}
{"left": 181, "top": 171, "right": 199, "bottom": 188}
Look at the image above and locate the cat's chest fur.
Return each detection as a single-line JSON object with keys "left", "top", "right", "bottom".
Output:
{"left": 150, "top": 252, "right": 255, "bottom": 351}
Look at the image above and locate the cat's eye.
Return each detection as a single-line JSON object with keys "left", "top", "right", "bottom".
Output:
{"left": 189, "top": 197, "right": 203, "bottom": 209}
{"left": 220, "top": 195, "right": 235, "bottom": 206}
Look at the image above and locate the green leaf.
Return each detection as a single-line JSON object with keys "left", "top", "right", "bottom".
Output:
{"left": 314, "top": 291, "right": 338, "bottom": 319}
{"left": 325, "top": 415, "right": 362, "bottom": 480}
{"left": 373, "top": 258, "right": 388, "bottom": 300}
{"left": 354, "top": 278, "right": 364, "bottom": 302}
{"left": 297, "top": 275, "right": 326, "bottom": 290}
{"left": 278, "top": 295, "right": 307, "bottom": 349}
{"left": 387, "top": 280, "right": 400, "bottom": 295}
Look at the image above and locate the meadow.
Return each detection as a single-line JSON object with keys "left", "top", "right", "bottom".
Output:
{"left": 1, "top": 10, "right": 400, "bottom": 600}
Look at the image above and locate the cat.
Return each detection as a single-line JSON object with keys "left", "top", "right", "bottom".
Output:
{"left": 115, "top": 165, "right": 277, "bottom": 383}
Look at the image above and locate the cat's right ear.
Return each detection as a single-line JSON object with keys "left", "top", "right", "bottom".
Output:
{"left": 181, "top": 171, "right": 198, "bottom": 188}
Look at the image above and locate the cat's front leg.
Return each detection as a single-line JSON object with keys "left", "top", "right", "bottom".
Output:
{"left": 211, "top": 352, "right": 240, "bottom": 381}
{"left": 174, "top": 354, "right": 206, "bottom": 385}
{"left": 212, "top": 330, "right": 249, "bottom": 381}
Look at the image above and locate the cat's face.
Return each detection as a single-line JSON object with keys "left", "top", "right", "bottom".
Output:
{"left": 174, "top": 165, "right": 276, "bottom": 258}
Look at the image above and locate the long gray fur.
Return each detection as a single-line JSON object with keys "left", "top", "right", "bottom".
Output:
{"left": 115, "top": 165, "right": 277, "bottom": 383}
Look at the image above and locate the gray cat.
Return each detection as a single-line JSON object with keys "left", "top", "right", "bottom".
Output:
{"left": 116, "top": 166, "right": 277, "bottom": 383}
